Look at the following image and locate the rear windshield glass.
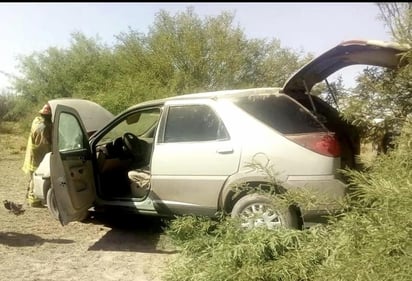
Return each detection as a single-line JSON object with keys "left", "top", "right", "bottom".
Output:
{"left": 231, "top": 94, "right": 326, "bottom": 134}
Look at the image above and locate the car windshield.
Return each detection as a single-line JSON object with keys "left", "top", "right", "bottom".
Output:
{"left": 231, "top": 94, "right": 326, "bottom": 134}
{"left": 97, "top": 108, "right": 160, "bottom": 145}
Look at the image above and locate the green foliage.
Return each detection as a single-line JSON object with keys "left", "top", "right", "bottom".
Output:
{"left": 164, "top": 123, "right": 412, "bottom": 281}
{"left": 165, "top": 214, "right": 319, "bottom": 281}
{"left": 317, "top": 76, "right": 348, "bottom": 110}
{"left": 337, "top": 4, "right": 412, "bottom": 147}
{"left": 6, "top": 8, "right": 306, "bottom": 118}
{"left": 341, "top": 48, "right": 412, "bottom": 146}
{"left": 314, "top": 122, "right": 412, "bottom": 280}
{"left": 2, "top": 97, "right": 34, "bottom": 124}
{"left": 113, "top": 8, "right": 307, "bottom": 99}
{"left": 13, "top": 32, "right": 116, "bottom": 103}
{"left": 0, "top": 92, "right": 16, "bottom": 121}
{"left": 377, "top": 3, "right": 412, "bottom": 44}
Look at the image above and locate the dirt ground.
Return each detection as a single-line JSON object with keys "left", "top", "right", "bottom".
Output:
{"left": 0, "top": 132, "right": 177, "bottom": 281}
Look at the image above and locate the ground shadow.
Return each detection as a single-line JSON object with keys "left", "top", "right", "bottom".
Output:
{"left": 0, "top": 232, "right": 74, "bottom": 247}
{"left": 85, "top": 211, "right": 178, "bottom": 254}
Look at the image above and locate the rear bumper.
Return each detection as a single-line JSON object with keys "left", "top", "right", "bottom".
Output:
{"left": 284, "top": 175, "right": 347, "bottom": 221}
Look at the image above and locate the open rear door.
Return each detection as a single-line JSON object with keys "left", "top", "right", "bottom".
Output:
{"left": 50, "top": 104, "right": 96, "bottom": 225}
{"left": 283, "top": 40, "right": 410, "bottom": 94}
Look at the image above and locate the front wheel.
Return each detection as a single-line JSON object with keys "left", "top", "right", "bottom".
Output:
{"left": 46, "top": 188, "right": 60, "bottom": 221}
{"left": 231, "top": 194, "right": 299, "bottom": 230}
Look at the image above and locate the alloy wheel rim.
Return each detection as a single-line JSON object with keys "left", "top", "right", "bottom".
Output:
{"left": 239, "top": 203, "right": 282, "bottom": 229}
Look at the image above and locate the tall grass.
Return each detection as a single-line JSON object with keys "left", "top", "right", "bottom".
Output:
{"left": 163, "top": 122, "right": 412, "bottom": 281}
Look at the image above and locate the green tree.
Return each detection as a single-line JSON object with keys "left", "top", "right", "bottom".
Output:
{"left": 113, "top": 8, "right": 307, "bottom": 96}
{"left": 339, "top": 3, "right": 412, "bottom": 148}
{"left": 10, "top": 7, "right": 307, "bottom": 117}
{"left": 12, "top": 32, "right": 115, "bottom": 109}
{"left": 377, "top": 3, "right": 412, "bottom": 44}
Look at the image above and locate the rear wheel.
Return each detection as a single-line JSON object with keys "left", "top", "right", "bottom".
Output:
{"left": 231, "top": 194, "right": 298, "bottom": 229}
{"left": 46, "top": 188, "right": 60, "bottom": 221}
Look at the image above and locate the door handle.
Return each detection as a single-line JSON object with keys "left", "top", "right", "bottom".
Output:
{"left": 216, "top": 148, "right": 234, "bottom": 154}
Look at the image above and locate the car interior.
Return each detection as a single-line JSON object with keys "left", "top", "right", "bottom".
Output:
{"left": 95, "top": 133, "right": 153, "bottom": 200}
{"left": 290, "top": 92, "right": 360, "bottom": 170}
{"left": 93, "top": 109, "right": 160, "bottom": 201}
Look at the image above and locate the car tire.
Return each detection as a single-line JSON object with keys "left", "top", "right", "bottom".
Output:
{"left": 231, "top": 193, "right": 298, "bottom": 229}
{"left": 46, "top": 188, "right": 60, "bottom": 221}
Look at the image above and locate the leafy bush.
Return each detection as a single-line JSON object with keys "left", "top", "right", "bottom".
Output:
{"left": 164, "top": 123, "right": 412, "bottom": 281}
{"left": 7, "top": 9, "right": 308, "bottom": 121}
{"left": 0, "top": 93, "right": 19, "bottom": 121}
{"left": 165, "top": 215, "right": 318, "bottom": 281}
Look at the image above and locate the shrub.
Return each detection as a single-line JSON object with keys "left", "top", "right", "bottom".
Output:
{"left": 163, "top": 123, "right": 412, "bottom": 281}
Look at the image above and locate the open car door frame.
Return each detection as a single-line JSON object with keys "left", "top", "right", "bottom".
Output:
{"left": 50, "top": 104, "right": 96, "bottom": 225}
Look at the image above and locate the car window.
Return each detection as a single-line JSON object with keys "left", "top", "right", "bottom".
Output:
{"left": 164, "top": 104, "right": 229, "bottom": 142}
{"left": 58, "top": 112, "right": 85, "bottom": 151}
{"left": 98, "top": 108, "right": 160, "bottom": 145}
{"left": 232, "top": 94, "right": 326, "bottom": 134}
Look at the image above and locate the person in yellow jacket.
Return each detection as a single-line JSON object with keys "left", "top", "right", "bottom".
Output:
{"left": 22, "top": 103, "right": 52, "bottom": 207}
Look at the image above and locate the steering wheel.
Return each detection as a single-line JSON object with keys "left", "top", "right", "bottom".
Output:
{"left": 122, "top": 132, "right": 142, "bottom": 159}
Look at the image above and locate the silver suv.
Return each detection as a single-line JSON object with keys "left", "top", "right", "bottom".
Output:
{"left": 35, "top": 40, "right": 408, "bottom": 229}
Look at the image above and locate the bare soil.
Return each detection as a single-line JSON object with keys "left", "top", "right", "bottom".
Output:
{"left": 0, "top": 132, "right": 176, "bottom": 281}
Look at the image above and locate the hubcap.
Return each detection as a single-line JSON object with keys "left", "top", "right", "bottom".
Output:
{"left": 239, "top": 203, "right": 283, "bottom": 229}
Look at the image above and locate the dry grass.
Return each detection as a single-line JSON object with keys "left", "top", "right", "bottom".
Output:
{"left": 0, "top": 124, "right": 175, "bottom": 281}
{"left": 0, "top": 121, "right": 27, "bottom": 155}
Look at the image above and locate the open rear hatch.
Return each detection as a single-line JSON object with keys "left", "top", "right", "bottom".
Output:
{"left": 283, "top": 39, "right": 410, "bottom": 95}
{"left": 282, "top": 40, "right": 410, "bottom": 170}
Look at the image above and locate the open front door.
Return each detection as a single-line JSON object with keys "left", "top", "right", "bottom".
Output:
{"left": 50, "top": 105, "right": 96, "bottom": 225}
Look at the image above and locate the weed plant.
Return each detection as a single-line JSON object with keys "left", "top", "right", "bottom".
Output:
{"left": 163, "top": 122, "right": 412, "bottom": 281}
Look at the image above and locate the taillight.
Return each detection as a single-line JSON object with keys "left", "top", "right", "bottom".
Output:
{"left": 286, "top": 133, "right": 341, "bottom": 157}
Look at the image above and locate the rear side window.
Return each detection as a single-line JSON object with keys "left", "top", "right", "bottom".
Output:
{"left": 164, "top": 105, "right": 229, "bottom": 142}
{"left": 232, "top": 95, "right": 326, "bottom": 134}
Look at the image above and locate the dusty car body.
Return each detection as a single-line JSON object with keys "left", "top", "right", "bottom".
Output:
{"left": 37, "top": 39, "right": 409, "bottom": 229}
